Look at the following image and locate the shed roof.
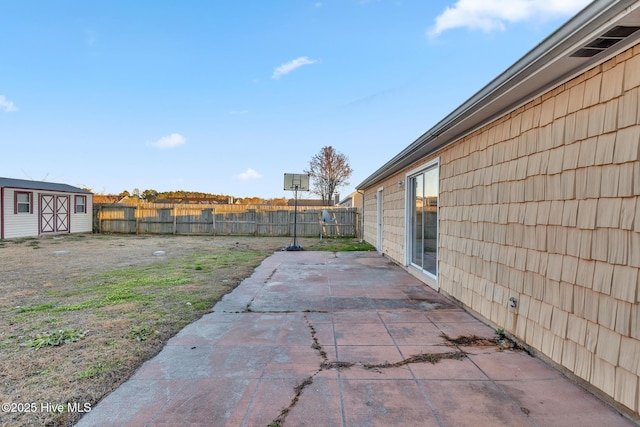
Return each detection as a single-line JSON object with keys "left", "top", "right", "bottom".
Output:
{"left": 0, "top": 177, "right": 92, "bottom": 194}
{"left": 357, "top": 0, "right": 640, "bottom": 190}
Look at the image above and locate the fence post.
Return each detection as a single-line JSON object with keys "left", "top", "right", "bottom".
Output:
{"left": 252, "top": 209, "right": 257, "bottom": 236}
{"left": 173, "top": 206, "right": 178, "bottom": 235}
{"left": 135, "top": 206, "right": 139, "bottom": 235}
{"left": 212, "top": 208, "right": 216, "bottom": 236}
{"left": 98, "top": 205, "right": 102, "bottom": 234}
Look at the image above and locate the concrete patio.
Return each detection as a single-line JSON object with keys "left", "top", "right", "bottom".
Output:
{"left": 76, "top": 251, "right": 635, "bottom": 426}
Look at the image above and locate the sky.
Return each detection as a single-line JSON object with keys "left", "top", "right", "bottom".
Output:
{"left": 0, "top": 0, "right": 593, "bottom": 199}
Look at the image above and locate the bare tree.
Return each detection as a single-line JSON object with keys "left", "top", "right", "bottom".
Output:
{"left": 305, "top": 146, "right": 353, "bottom": 205}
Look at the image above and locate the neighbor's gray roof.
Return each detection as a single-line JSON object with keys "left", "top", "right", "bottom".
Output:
{"left": 0, "top": 177, "right": 92, "bottom": 194}
{"left": 357, "top": 0, "right": 640, "bottom": 189}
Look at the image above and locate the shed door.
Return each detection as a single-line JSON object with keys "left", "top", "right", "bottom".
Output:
{"left": 40, "top": 194, "right": 70, "bottom": 234}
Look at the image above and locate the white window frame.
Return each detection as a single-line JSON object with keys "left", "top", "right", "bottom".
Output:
{"left": 75, "top": 195, "right": 87, "bottom": 214}
{"left": 405, "top": 158, "right": 439, "bottom": 288}
{"left": 15, "top": 191, "right": 32, "bottom": 214}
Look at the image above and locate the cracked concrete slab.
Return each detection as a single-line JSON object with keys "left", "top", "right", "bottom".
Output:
{"left": 77, "top": 251, "right": 636, "bottom": 427}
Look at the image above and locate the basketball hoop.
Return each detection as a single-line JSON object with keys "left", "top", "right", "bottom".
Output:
{"left": 283, "top": 173, "right": 309, "bottom": 251}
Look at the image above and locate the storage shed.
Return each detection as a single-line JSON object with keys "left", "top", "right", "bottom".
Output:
{"left": 357, "top": 0, "right": 640, "bottom": 418}
{"left": 0, "top": 177, "right": 93, "bottom": 239}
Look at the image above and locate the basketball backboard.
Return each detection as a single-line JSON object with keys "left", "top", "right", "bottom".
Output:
{"left": 283, "top": 173, "right": 310, "bottom": 191}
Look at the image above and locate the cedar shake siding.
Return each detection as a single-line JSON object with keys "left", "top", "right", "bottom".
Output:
{"left": 440, "top": 47, "right": 640, "bottom": 411}
{"left": 357, "top": 0, "right": 640, "bottom": 417}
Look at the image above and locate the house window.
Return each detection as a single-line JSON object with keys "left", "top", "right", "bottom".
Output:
{"left": 408, "top": 161, "right": 439, "bottom": 278}
{"left": 75, "top": 195, "right": 86, "bottom": 214}
{"left": 15, "top": 192, "right": 32, "bottom": 214}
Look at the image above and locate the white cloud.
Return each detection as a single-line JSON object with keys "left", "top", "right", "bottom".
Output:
{"left": 429, "top": 0, "right": 592, "bottom": 37}
{"left": 149, "top": 133, "right": 186, "bottom": 149}
{"left": 235, "top": 168, "right": 263, "bottom": 181}
{"left": 272, "top": 57, "right": 318, "bottom": 79}
{"left": 0, "top": 95, "right": 18, "bottom": 112}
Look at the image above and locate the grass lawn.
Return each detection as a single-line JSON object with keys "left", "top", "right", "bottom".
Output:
{"left": 0, "top": 235, "right": 373, "bottom": 426}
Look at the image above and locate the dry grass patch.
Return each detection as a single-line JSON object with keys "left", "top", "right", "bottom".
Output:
{"left": 0, "top": 234, "right": 365, "bottom": 426}
{"left": 0, "top": 235, "right": 289, "bottom": 426}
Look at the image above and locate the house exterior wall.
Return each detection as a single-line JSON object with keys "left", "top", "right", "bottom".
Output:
{"left": 338, "top": 191, "right": 364, "bottom": 210}
{"left": 361, "top": 43, "right": 640, "bottom": 415}
{"left": 362, "top": 189, "right": 378, "bottom": 247}
{"left": 1, "top": 188, "right": 93, "bottom": 239}
{"left": 362, "top": 180, "right": 407, "bottom": 259}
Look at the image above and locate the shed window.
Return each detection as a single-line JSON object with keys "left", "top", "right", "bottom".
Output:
{"left": 15, "top": 192, "right": 32, "bottom": 214}
{"left": 75, "top": 195, "right": 87, "bottom": 214}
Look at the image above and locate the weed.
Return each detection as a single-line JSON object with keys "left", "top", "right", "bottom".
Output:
{"left": 26, "top": 328, "right": 87, "bottom": 349}
{"left": 78, "top": 360, "right": 121, "bottom": 379}
{"left": 58, "top": 300, "right": 100, "bottom": 311}
{"left": 321, "top": 361, "right": 355, "bottom": 369}
{"left": 190, "top": 301, "right": 209, "bottom": 310}
{"left": 271, "top": 376, "right": 315, "bottom": 426}
{"left": 365, "top": 352, "right": 466, "bottom": 370}
{"left": 39, "top": 367, "right": 56, "bottom": 376}
{"left": 441, "top": 333, "right": 498, "bottom": 346}
{"left": 128, "top": 326, "right": 155, "bottom": 341}
{"left": 17, "top": 302, "right": 57, "bottom": 313}
{"left": 0, "top": 336, "right": 15, "bottom": 348}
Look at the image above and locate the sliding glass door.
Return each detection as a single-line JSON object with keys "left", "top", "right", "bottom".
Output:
{"left": 408, "top": 163, "right": 438, "bottom": 279}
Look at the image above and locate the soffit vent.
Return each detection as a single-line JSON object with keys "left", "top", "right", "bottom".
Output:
{"left": 570, "top": 25, "right": 640, "bottom": 57}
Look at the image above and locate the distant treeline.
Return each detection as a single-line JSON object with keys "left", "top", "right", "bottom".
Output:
{"left": 104, "top": 189, "right": 292, "bottom": 206}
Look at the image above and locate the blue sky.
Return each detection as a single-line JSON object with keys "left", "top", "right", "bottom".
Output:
{"left": 1, "top": 0, "right": 592, "bottom": 199}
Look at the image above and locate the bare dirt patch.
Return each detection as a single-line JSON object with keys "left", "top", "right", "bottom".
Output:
{"left": 0, "top": 234, "right": 324, "bottom": 426}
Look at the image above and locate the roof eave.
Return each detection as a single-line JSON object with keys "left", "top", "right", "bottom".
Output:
{"left": 357, "top": 0, "right": 640, "bottom": 190}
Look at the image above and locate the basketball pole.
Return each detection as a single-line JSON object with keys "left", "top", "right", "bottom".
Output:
{"left": 286, "top": 184, "right": 303, "bottom": 251}
{"left": 283, "top": 173, "right": 308, "bottom": 251}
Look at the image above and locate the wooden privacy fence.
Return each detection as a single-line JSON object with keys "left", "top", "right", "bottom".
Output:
{"left": 93, "top": 204, "right": 358, "bottom": 237}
